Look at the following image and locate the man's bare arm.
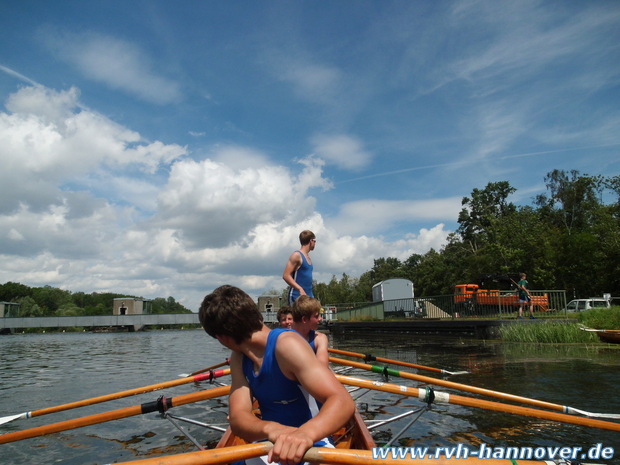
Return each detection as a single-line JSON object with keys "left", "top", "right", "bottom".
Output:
{"left": 228, "top": 352, "right": 286, "bottom": 442}
{"left": 314, "top": 332, "right": 330, "bottom": 367}
{"left": 270, "top": 333, "right": 355, "bottom": 464}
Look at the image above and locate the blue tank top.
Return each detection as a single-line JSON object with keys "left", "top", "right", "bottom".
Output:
{"left": 307, "top": 329, "right": 316, "bottom": 353}
{"left": 242, "top": 329, "right": 319, "bottom": 427}
{"left": 287, "top": 251, "right": 313, "bottom": 305}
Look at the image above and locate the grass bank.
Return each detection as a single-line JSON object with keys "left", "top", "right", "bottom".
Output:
{"left": 577, "top": 306, "right": 620, "bottom": 330}
{"left": 501, "top": 306, "right": 620, "bottom": 343}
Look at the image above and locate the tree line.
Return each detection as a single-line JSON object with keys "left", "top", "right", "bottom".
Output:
{"left": 312, "top": 170, "right": 620, "bottom": 305}
{"left": 0, "top": 281, "right": 192, "bottom": 317}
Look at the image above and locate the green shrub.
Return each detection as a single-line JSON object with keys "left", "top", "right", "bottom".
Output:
{"left": 578, "top": 306, "right": 620, "bottom": 330}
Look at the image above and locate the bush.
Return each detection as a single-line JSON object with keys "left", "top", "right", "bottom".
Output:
{"left": 578, "top": 306, "right": 620, "bottom": 330}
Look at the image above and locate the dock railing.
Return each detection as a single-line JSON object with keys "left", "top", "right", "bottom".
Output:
{"left": 327, "top": 289, "right": 568, "bottom": 321}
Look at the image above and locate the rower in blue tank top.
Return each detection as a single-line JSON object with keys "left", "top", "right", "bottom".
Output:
{"left": 291, "top": 296, "right": 330, "bottom": 367}
{"left": 242, "top": 328, "right": 320, "bottom": 426}
{"left": 283, "top": 230, "right": 316, "bottom": 305}
{"left": 287, "top": 251, "right": 313, "bottom": 305}
{"left": 199, "top": 286, "right": 353, "bottom": 465}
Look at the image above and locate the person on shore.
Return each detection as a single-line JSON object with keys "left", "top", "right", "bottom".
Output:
{"left": 291, "top": 296, "right": 329, "bottom": 367}
{"left": 199, "top": 285, "right": 354, "bottom": 465}
{"left": 517, "top": 273, "right": 535, "bottom": 319}
{"left": 283, "top": 230, "right": 315, "bottom": 305}
{"left": 277, "top": 307, "right": 293, "bottom": 329}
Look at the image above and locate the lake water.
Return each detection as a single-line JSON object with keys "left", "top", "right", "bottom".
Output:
{"left": 1, "top": 330, "right": 618, "bottom": 464}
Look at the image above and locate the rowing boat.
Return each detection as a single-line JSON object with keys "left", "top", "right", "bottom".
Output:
{"left": 215, "top": 408, "right": 376, "bottom": 463}
{"left": 593, "top": 329, "right": 620, "bottom": 344}
{"left": 580, "top": 326, "right": 620, "bottom": 344}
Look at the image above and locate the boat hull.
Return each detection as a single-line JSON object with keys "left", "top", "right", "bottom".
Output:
{"left": 595, "top": 330, "right": 620, "bottom": 344}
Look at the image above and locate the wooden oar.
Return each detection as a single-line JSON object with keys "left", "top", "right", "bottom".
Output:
{"left": 329, "top": 357, "right": 620, "bottom": 419}
{"left": 328, "top": 348, "right": 469, "bottom": 375}
{"left": 0, "top": 385, "right": 231, "bottom": 445}
{"left": 335, "top": 374, "right": 620, "bottom": 433}
{"left": 0, "top": 368, "right": 230, "bottom": 426}
{"left": 179, "top": 359, "right": 230, "bottom": 378}
{"left": 107, "top": 440, "right": 576, "bottom": 465}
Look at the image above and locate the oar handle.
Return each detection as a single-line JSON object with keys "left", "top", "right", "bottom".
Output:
{"left": 110, "top": 440, "right": 557, "bottom": 465}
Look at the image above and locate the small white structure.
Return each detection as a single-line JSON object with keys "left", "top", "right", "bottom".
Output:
{"left": 372, "top": 278, "right": 414, "bottom": 302}
{"left": 258, "top": 294, "right": 281, "bottom": 324}
{"left": 0, "top": 301, "right": 19, "bottom": 318}
{"left": 113, "top": 298, "right": 152, "bottom": 315}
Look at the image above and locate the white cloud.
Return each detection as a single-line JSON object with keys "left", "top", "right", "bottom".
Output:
{"left": 311, "top": 134, "right": 372, "bottom": 171}
{"left": 43, "top": 30, "right": 182, "bottom": 104}
{"left": 0, "top": 84, "right": 451, "bottom": 307}
{"left": 154, "top": 150, "right": 331, "bottom": 248}
{"left": 330, "top": 198, "right": 462, "bottom": 236}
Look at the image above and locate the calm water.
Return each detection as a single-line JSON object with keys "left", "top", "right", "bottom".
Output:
{"left": 1, "top": 330, "right": 619, "bottom": 464}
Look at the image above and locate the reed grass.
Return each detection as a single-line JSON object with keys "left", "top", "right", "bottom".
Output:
{"left": 500, "top": 321, "right": 598, "bottom": 343}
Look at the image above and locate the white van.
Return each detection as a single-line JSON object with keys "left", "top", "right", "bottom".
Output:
{"left": 565, "top": 298, "right": 610, "bottom": 312}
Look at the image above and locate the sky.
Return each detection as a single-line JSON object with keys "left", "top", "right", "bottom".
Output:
{"left": 1, "top": 1, "right": 619, "bottom": 310}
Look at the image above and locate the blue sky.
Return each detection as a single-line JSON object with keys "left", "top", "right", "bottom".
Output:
{"left": 1, "top": 1, "right": 619, "bottom": 308}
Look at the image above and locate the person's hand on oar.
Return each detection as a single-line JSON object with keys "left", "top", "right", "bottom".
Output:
{"left": 107, "top": 439, "right": 598, "bottom": 465}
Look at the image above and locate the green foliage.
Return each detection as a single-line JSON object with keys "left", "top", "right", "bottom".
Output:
{"left": 17, "top": 296, "right": 43, "bottom": 317}
{"left": 578, "top": 307, "right": 620, "bottom": 330}
{"left": 151, "top": 296, "right": 192, "bottom": 314}
{"left": 500, "top": 321, "right": 598, "bottom": 343}
{"left": 0, "top": 282, "right": 193, "bottom": 317}
{"left": 0, "top": 281, "right": 32, "bottom": 301}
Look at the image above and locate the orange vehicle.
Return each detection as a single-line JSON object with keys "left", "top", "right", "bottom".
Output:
{"left": 454, "top": 283, "right": 549, "bottom": 315}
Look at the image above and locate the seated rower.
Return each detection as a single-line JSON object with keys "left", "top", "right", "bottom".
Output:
{"left": 199, "top": 285, "right": 354, "bottom": 465}
{"left": 291, "top": 296, "right": 329, "bottom": 368}
{"left": 277, "top": 306, "right": 293, "bottom": 329}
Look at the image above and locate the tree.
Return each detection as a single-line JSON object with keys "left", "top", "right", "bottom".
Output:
{"left": 0, "top": 281, "right": 31, "bottom": 302}
{"left": 535, "top": 169, "right": 603, "bottom": 235}
{"left": 18, "top": 296, "right": 43, "bottom": 317}
{"left": 31, "top": 286, "right": 72, "bottom": 316}
{"left": 457, "top": 181, "right": 517, "bottom": 251}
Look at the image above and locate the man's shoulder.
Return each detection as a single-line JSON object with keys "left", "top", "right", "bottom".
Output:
{"left": 315, "top": 331, "right": 328, "bottom": 341}
{"left": 274, "top": 329, "right": 314, "bottom": 355}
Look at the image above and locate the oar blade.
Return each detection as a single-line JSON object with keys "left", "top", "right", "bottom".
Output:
{"left": 0, "top": 412, "right": 27, "bottom": 426}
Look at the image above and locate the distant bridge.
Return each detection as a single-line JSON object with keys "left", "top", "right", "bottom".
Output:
{"left": 0, "top": 313, "right": 200, "bottom": 331}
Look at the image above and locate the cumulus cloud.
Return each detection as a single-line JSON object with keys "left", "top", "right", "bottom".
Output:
{"left": 0, "top": 84, "right": 450, "bottom": 307}
{"left": 0, "top": 86, "right": 186, "bottom": 213}
{"left": 154, "top": 152, "right": 331, "bottom": 248}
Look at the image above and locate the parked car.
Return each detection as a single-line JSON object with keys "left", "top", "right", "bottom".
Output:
{"left": 565, "top": 298, "right": 610, "bottom": 312}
